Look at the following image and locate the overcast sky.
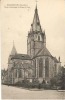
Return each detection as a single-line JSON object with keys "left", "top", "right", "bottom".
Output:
{"left": 1, "top": 0, "right": 65, "bottom": 69}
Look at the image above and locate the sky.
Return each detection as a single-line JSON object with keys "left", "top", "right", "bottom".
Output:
{"left": 1, "top": 0, "right": 65, "bottom": 69}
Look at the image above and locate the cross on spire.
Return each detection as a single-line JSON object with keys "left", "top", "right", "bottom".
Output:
{"left": 30, "top": 1, "right": 42, "bottom": 32}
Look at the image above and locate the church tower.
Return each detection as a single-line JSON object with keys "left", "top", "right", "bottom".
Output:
{"left": 8, "top": 42, "right": 17, "bottom": 84}
{"left": 8, "top": 42, "right": 17, "bottom": 68}
{"left": 27, "top": 5, "right": 46, "bottom": 58}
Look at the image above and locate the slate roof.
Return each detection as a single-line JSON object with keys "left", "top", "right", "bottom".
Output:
{"left": 30, "top": 5, "right": 42, "bottom": 32}
{"left": 35, "top": 46, "right": 51, "bottom": 57}
{"left": 11, "top": 54, "right": 31, "bottom": 60}
{"left": 34, "top": 46, "right": 59, "bottom": 63}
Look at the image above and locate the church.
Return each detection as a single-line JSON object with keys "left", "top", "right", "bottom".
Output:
{"left": 7, "top": 5, "right": 61, "bottom": 84}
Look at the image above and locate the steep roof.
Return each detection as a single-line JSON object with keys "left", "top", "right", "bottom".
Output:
{"left": 30, "top": 5, "right": 42, "bottom": 32}
{"left": 11, "top": 54, "right": 31, "bottom": 60}
{"left": 35, "top": 46, "right": 51, "bottom": 57}
{"left": 34, "top": 46, "right": 59, "bottom": 63}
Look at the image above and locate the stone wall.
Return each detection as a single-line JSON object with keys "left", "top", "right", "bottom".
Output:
{"left": 33, "top": 56, "right": 61, "bottom": 83}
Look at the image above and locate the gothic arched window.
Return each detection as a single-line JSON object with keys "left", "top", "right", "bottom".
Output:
{"left": 18, "top": 69, "right": 22, "bottom": 78}
{"left": 45, "top": 58, "right": 49, "bottom": 78}
{"left": 15, "top": 69, "right": 17, "bottom": 78}
{"left": 34, "top": 59, "right": 36, "bottom": 77}
{"left": 38, "top": 35, "right": 40, "bottom": 41}
{"left": 39, "top": 58, "right": 43, "bottom": 77}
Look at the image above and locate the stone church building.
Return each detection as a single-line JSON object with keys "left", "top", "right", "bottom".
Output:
{"left": 8, "top": 6, "right": 61, "bottom": 84}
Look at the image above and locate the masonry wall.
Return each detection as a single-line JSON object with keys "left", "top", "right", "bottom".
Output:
{"left": 33, "top": 56, "right": 60, "bottom": 83}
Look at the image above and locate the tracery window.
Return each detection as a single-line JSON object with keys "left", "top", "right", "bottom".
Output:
{"left": 38, "top": 35, "right": 40, "bottom": 41}
{"left": 15, "top": 69, "right": 17, "bottom": 78}
{"left": 18, "top": 69, "right": 22, "bottom": 78}
{"left": 45, "top": 58, "right": 49, "bottom": 77}
{"left": 39, "top": 58, "right": 43, "bottom": 77}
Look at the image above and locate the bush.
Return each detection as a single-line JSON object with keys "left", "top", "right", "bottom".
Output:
{"left": 13, "top": 79, "right": 51, "bottom": 89}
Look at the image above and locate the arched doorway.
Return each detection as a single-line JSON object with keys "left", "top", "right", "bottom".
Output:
{"left": 39, "top": 58, "right": 43, "bottom": 77}
{"left": 45, "top": 58, "right": 49, "bottom": 78}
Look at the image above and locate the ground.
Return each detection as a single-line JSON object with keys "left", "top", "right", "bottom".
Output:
{"left": 1, "top": 85, "right": 65, "bottom": 99}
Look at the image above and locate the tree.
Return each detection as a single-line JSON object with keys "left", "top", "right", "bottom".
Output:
{"left": 50, "top": 67, "right": 65, "bottom": 90}
{"left": 58, "top": 67, "right": 65, "bottom": 89}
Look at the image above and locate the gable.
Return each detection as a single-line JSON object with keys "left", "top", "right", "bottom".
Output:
{"left": 35, "top": 46, "right": 51, "bottom": 57}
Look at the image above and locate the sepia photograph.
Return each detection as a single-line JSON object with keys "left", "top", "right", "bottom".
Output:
{"left": 1, "top": 0, "right": 65, "bottom": 99}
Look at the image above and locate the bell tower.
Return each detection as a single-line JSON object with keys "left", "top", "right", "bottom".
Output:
{"left": 27, "top": 5, "right": 46, "bottom": 58}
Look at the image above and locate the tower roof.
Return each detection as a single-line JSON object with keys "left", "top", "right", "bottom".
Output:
{"left": 10, "top": 42, "right": 17, "bottom": 55}
{"left": 30, "top": 5, "right": 42, "bottom": 32}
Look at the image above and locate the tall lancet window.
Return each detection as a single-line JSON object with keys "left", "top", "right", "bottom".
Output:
{"left": 38, "top": 35, "right": 40, "bottom": 41}
{"left": 15, "top": 69, "right": 17, "bottom": 78}
{"left": 39, "top": 58, "right": 43, "bottom": 77}
{"left": 34, "top": 59, "right": 36, "bottom": 77}
{"left": 18, "top": 69, "right": 22, "bottom": 78}
{"left": 45, "top": 58, "right": 49, "bottom": 78}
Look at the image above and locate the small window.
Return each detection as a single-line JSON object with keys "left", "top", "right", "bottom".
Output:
{"left": 38, "top": 36, "right": 40, "bottom": 41}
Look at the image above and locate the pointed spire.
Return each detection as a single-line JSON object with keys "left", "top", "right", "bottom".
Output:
{"left": 10, "top": 41, "right": 17, "bottom": 55}
{"left": 30, "top": 4, "right": 42, "bottom": 32}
